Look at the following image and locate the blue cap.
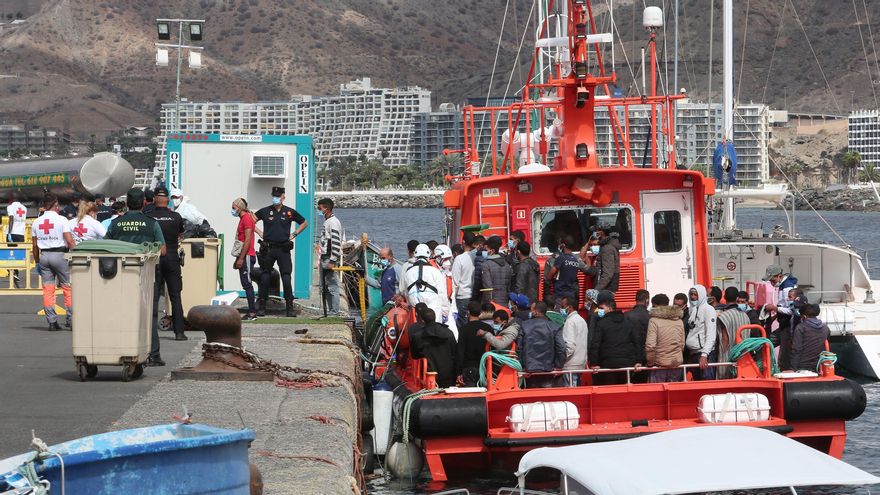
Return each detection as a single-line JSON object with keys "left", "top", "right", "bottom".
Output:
{"left": 509, "top": 292, "right": 530, "bottom": 310}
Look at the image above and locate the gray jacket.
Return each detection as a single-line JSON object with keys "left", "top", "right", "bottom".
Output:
{"left": 481, "top": 255, "right": 513, "bottom": 306}
{"left": 513, "top": 256, "right": 540, "bottom": 304}
{"left": 790, "top": 317, "right": 830, "bottom": 371}
{"left": 517, "top": 316, "right": 565, "bottom": 372}
{"left": 483, "top": 320, "right": 520, "bottom": 351}
{"left": 586, "top": 235, "right": 621, "bottom": 291}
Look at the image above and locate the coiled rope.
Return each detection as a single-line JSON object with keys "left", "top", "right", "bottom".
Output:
{"left": 817, "top": 351, "right": 837, "bottom": 372}
{"left": 478, "top": 350, "right": 522, "bottom": 387}
{"left": 728, "top": 337, "right": 780, "bottom": 376}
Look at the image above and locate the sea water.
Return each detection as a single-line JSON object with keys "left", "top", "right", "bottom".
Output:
{"left": 328, "top": 207, "right": 880, "bottom": 494}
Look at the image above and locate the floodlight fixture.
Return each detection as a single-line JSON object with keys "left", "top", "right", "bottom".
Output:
{"left": 157, "top": 21, "right": 171, "bottom": 40}
{"left": 189, "top": 22, "right": 203, "bottom": 41}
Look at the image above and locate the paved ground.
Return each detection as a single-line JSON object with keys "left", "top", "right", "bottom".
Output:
{"left": 0, "top": 295, "right": 197, "bottom": 458}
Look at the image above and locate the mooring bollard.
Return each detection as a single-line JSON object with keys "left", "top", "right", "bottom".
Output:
{"left": 171, "top": 305, "right": 273, "bottom": 381}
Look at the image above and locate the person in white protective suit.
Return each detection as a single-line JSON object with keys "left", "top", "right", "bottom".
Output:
{"left": 402, "top": 244, "right": 456, "bottom": 339}
{"left": 168, "top": 187, "right": 208, "bottom": 227}
{"left": 501, "top": 118, "right": 563, "bottom": 169}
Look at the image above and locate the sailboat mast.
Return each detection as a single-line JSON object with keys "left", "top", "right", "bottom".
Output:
{"left": 723, "top": 0, "right": 733, "bottom": 142}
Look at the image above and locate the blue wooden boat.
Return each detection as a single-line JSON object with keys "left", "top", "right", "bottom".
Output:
{"left": 0, "top": 424, "right": 255, "bottom": 494}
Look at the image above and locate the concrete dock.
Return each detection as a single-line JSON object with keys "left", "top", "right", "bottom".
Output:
{"left": 112, "top": 319, "right": 362, "bottom": 495}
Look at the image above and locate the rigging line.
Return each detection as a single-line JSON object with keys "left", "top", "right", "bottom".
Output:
{"left": 611, "top": 12, "right": 641, "bottom": 97}
{"left": 853, "top": 0, "right": 879, "bottom": 109}
{"left": 707, "top": 0, "right": 715, "bottom": 136}
{"left": 731, "top": 107, "right": 852, "bottom": 247}
{"left": 512, "top": 0, "right": 525, "bottom": 89}
{"left": 862, "top": 0, "right": 880, "bottom": 105}
{"left": 735, "top": 0, "right": 750, "bottom": 105}
{"left": 679, "top": 0, "right": 697, "bottom": 94}
{"left": 476, "top": 0, "right": 512, "bottom": 158}
{"left": 787, "top": 0, "right": 842, "bottom": 114}
{"left": 760, "top": 0, "right": 787, "bottom": 105}
{"left": 480, "top": 0, "right": 537, "bottom": 173}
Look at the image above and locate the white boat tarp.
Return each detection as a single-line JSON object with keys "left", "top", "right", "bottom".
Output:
{"left": 516, "top": 426, "right": 879, "bottom": 495}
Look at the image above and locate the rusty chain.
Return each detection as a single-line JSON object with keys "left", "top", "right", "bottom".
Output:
{"left": 201, "top": 342, "right": 354, "bottom": 387}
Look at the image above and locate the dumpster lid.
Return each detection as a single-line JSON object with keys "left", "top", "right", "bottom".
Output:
{"left": 71, "top": 240, "right": 161, "bottom": 255}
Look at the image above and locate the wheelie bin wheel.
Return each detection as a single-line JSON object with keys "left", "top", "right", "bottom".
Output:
{"left": 159, "top": 315, "right": 172, "bottom": 332}
{"left": 122, "top": 364, "right": 134, "bottom": 382}
{"left": 132, "top": 364, "right": 144, "bottom": 379}
{"left": 86, "top": 365, "right": 98, "bottom": 378}
{"left": 77, "top": 364, "right": 87, "bottom": 382}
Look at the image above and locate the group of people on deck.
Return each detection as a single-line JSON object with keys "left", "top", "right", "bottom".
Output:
{"left": 374, "top": 225, "right": 832, "bottom": 388}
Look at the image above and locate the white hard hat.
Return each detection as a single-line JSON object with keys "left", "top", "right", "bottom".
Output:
{"left": 169, "top": 187, "right": 183, "bottom": 198}
{"left": 433, "top": 244, "right": 452, "bottom": 260}
{"left": 414, "top": 243, "right": 432, "bottom": 259}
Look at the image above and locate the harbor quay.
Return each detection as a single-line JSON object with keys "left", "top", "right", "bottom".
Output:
{"left": 113, "top": 320, "right": 363, "bottom": 495}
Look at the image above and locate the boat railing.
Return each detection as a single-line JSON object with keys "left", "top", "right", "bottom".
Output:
{"left": 518, "top": 362, "right": 738, "bottom": 386}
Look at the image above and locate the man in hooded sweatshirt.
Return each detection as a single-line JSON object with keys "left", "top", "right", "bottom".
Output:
{"left": 685, "top": 284, "right": 718, "bottom": 380}
{"left": 410, "top": 308, "right": 458, "bottom": 387}
{"left": 589, "top": 290, "right": 642, "bottom": 385}
{"left": 645, "top": 294, "right": 685, "bottom": 383}
{"left": 790, "top": 304, "right": 830, "bottom": 372}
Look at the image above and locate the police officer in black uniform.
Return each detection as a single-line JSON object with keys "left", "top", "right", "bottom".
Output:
{"left": 254, "top": 186, "right": 308, "bottom": 316}
{"left": 60, "top": 192, "right": 82, "bottom": 220}
{"left": 106, "top": 188, "right": 168, "bottom": 366}
{"left": 146, "top": 185, "right": 186, "bottom": 344}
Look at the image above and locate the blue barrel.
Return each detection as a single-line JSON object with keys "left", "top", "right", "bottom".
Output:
{"left": 0, "top": 424, "right": 255, "bottom": 494}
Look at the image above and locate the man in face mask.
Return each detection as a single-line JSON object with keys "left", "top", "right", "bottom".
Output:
{"left": 583, "top": 224, "right": 621, "bottom": 292}
{"left": 254, "top": 186, "right": 308, "bottom": 316}
{"left": 684, "top": 285, "right": 717, "bottom": 380}
{"left": 588, "top": 291, "right": 642, "bottom": 385}
{"left": 735, "top": 291, "right": 760, "bottom": 326}
{"left": 559, "top": 295, "right": 589, "bottom": 386}
{"left": 376, "top": 247, "right": 401, "bottom": 305}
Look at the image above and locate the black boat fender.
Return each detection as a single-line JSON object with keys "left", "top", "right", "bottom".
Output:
{"left": 782, "top": 378, "right": 867, "bottom": 421}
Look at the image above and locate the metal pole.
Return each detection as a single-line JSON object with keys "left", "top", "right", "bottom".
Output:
{"left": 175, "top": 21, "right": 184, "bottom": 133}
{"left": 674, "top": 0, "right": 679, "bottom": 93}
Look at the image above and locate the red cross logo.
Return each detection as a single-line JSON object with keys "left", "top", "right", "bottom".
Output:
{"left": 16, "top": 208, "right": 25, "bottom": 217}
{"left": 38, "top": 219, "right": 54, "bottom": 235}
{"left": 74, "top": 223, "right": 88, "bottom": 236}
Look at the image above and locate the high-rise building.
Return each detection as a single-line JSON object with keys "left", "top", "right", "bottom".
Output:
{"left": 591, "top": 101, "right": 769, "bottom": 187}
{"left": 410, "top": 103, "right": 465, "bottom": 170}
{"left": 0, "top": 124, "right": 70, "bottom": 156}
{"left": 155, "top": 78, "right": 431, "bottom": 179}
{"left": 848, "top": 110, "right": 880, "bottom": 167}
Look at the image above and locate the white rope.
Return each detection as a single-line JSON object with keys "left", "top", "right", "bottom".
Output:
{"left": 787, "top": 0, "right": 842, "bottom": 114}
{"left": 760, "top": 1, "right": 787, "bottom": 105}
{"left": 611, "top": 10, "right": 641, "bottom": 97}
{"left": 853, "top": 0, "right": 879, "bottom": 109}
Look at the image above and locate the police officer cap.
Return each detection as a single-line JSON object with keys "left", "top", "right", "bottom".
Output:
{"left": 271, "top": 186, "right": 285, "bottom": 197}
{"left": 154, "top": 185, "right": 169, "bottom": 197}
{"left": 126, "top": 188, "right": 145, "bottom": 202}
{"left": 596, "top": 290, "right": 615, "bottom": 306}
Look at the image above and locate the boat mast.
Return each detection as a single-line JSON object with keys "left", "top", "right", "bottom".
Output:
{"left": 720, "top": 0, "right": 736, "bottom": 231}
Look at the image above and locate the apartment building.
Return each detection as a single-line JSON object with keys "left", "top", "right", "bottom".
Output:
{"left": 0, "top": 124, "right": 70, "bottom": 156}
{"left": 848, "top": 110, "right": 880, "bottom": 167}
{"left": 155, "top": 78, "right": 431, "bottom": 177}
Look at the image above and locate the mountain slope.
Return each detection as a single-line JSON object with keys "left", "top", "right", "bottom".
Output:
{"left": 0, "top": 0, "right": 878, "bottom": 139}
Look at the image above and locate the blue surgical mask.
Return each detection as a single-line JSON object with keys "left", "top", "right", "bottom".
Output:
{"left": 508, "top": 239, "right": 515, "bottom": 249}
{"left": 597, "top": 309, "right": 606, "bottom": 318}
{"left": 480, "top": 250, "right": 488, "bottom": 259}
{"left": 272, "top": 196, "right": 281, "bottom": 206}
{"left": 231, "top": 209, "right": 239, "bottom": 217}
{"left": 689, "top": 299, "right": 699, "bottom": 307}
{"left": 491, "top": 323, "right": 501, "bottom": 333}
{"left": 737, "top": 303, "right": 748, "bottom": 311}
{"left": 559, "top": 308, "right": 568, "bottom": 316}
{"left": 378, "top": 259, "right": 390, "bottom": 268}
{"left": 590, "top": 245, "right": 600, "bottom": 255}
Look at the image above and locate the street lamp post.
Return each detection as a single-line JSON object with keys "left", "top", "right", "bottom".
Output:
{"left": 155, "top": 18, "right": 205, "bottom": 133}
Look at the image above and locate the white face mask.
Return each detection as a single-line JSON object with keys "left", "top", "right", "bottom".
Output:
{"left": 171, "top": 198, "right": 182, "bottom": 209}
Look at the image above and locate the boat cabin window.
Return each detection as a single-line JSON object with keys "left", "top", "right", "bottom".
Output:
{"left": 532, "top": 206, "right": 634, "bottom": 254}
{"left": 653, "top": 210, "right": 682, "bottom": 253}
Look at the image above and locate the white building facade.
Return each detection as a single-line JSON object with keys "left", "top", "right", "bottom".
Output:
{"left": 848, "top": 110, "right": 880, "bottom": 167}
{"left": 155, "top": 78, "right": 431, "bottom": 180}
